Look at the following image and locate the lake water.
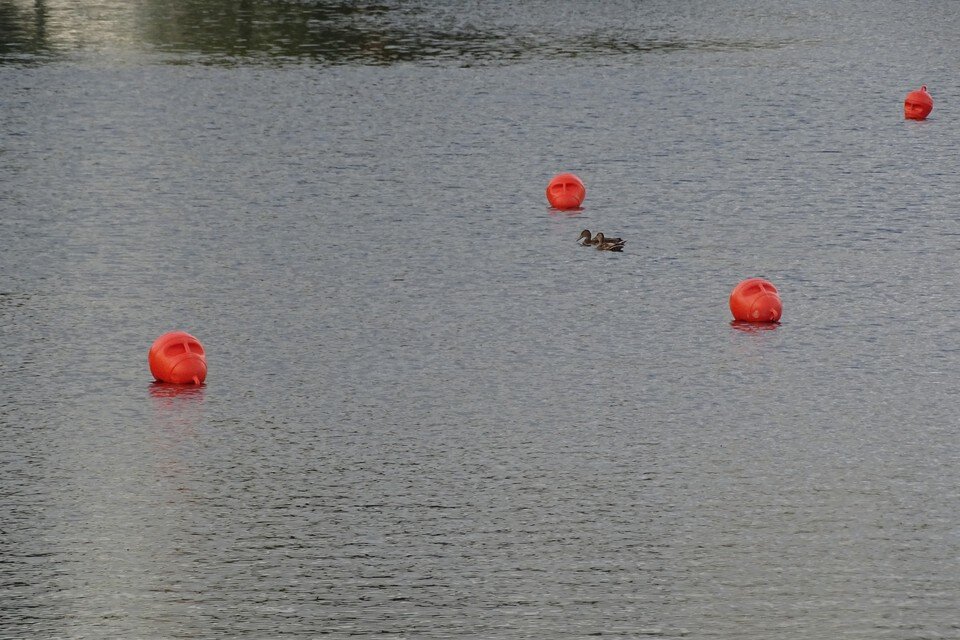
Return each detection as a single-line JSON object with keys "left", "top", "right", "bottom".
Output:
{"left": 4, "top": 1, "right": 960, "bottom": 638}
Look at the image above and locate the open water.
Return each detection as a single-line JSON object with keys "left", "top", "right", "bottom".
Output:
{"left": 4, "top": 1, "right": 960, "bottom": 638}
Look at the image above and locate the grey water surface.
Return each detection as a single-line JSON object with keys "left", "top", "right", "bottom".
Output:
{"left": 4, "top": 1, "right": 960, "bottom": 638}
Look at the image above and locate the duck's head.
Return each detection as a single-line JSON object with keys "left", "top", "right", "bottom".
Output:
{"left": 594, "top": 232, "right": 605, "bottom": 243}
{"left": 578, "top": 229, "right": 592, "bottom": 242}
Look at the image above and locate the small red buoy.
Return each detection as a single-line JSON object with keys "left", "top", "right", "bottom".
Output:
{"left": 149, "top": 331, "right": 207, "bottom": 385}
{"left": 904, "top": 85, "right": 933, "bottom": 120}
{"left": 729, "top": 278, "right": 782, "bottom": 323}
{"left": 546, "top": 172, "right": 586, "bottom": 210}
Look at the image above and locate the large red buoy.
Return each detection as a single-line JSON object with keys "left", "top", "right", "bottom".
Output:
{"left": 904, "top": 85, "right": 933, "bottom": 120}
{"left": 729, "top": 278, "right": 782, "bottom": 323}
{"left": 149, "top": 331, "right": 207, "bottom": 385}
{"left": 546, "top": 173, "right": 586, "bottom": 210}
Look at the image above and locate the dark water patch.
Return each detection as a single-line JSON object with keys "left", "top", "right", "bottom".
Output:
{"left": 0, "top": 0, "right": 803, "bottom": 67}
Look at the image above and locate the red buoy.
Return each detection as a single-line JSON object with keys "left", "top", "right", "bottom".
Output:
{"left": 546, "top": 173, "right": 586, "bottom": 210}
{"left": 149, "top": 331, "right": 207, "bottom": 385}
{"left": 904, "top": 85, "right": 933, "bottom": 120}
{"left": 729, "top": 278, "right": 782, "bottom": 323}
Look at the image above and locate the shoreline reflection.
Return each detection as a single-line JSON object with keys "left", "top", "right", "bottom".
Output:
{"left": 0, "top": 0, "right": 797, "bottom": 66}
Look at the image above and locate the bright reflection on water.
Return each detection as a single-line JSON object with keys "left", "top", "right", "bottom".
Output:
{"left": 3, "top": 1, "right": 960, "bottom": 639}
{"left": 1, "top": 0, "right": 805, "bottom": 65}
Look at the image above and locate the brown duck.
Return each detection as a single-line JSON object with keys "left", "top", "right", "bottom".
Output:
{"left": 578, "top": 230, "right": 624, "bottom": 251}
{"left": 577, "top": 229, "right": 626, "bottom": 251}
{"left": 577, "top": 229, "right": 598, "bottom": 245}
{"left": 594, "top": 232, "right": 625, "bottom": 251}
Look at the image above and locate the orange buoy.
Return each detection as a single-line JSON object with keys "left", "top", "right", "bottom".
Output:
{"left": 546, "top": 172, "right": 586, "bottom": 210}
{"left": 729, "top": 278, "right": 782, "bottom": 323}
{"left": 149, "top": 331, "right": 207, "bottom": 385}
{"left": 904, "top": 85, "right": 933, "bottom": 120}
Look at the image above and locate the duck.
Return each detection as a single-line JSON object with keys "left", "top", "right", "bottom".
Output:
{"left": 593, "top": 232, "right": 625, "bottom": 252}
{"left": 577, "top": 229, "right": 599, "bottom": 246}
